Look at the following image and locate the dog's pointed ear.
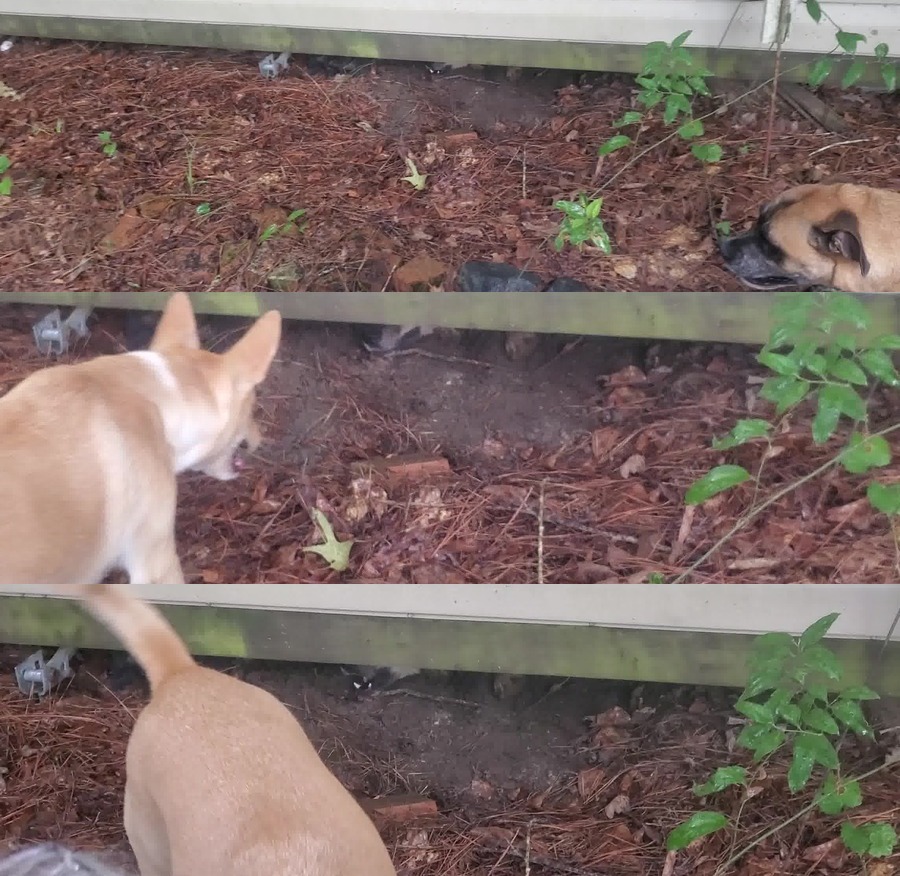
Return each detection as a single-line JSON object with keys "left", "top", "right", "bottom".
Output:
{"left": 149, "top": 292, "right": 201, "bottom": 351}
{"left": 813, "top": 210, "right": 871, "bottom": 276}
{"left": 225, "top": 310, "right": 282, "bottom": 386}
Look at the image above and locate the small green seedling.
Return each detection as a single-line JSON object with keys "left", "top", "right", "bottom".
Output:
{"left": 302, "top": 509, "right": 353, "bottom": 572}
{"left": 258, "top": 209, "right": 308, "bottom": 244}
{"left": 0, "top": 154, "right": 11, "bottom": 197}
{"left": 196, "top": 202, "right": 212, "bottom": 216}
{"left": 401, "top": 157, "right": 428, "bottom": 191}
{"left": 715, "top": 220, "right": 732, "bottom": 236}
{"left": 553, "top": 194, "right": 612, "bottom": 254}
{"left": 98, "top": 131, "right": 118, "bottom": 158}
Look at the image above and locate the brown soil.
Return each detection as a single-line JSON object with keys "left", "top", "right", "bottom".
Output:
{"left": 2, "top": 647, "right": 898, "bottom": 876}
{"left": 2, "top": 302, "right": 900, "bottom": 583}
{"left": 1, "top": 41, "right": 899, "bottom": 294}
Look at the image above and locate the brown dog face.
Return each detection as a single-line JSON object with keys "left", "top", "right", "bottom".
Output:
{"left": 719, "top": 184, "right": 870, "bottom": 291}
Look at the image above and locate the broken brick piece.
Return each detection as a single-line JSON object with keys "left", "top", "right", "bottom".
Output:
{"left": 351, "top": 453, "right": 452, "bottom": 487}
{"left": 359, "top": 794, "right": 439, "bottom": 825}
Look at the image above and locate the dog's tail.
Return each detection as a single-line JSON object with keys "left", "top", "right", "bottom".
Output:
{"left": 83, "top": 582, "right": 195, "bottom": 693}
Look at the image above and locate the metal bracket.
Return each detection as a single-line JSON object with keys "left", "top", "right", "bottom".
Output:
{"left": 32, "top": 307, "right": 92, "bottom": 356}
{"left": 259, "top": 52, "right": 291, "bottom": 79}
{"left": 15, "top": 647, "right": 77, "bottom": 697}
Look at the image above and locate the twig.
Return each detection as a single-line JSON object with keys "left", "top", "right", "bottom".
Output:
{"left": 372, "top": 688, "right": 481, "bottom": 709}
{"left": 537, "top": 480, "right": 546, "bottom": 585}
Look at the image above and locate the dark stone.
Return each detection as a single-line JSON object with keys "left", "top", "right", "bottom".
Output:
{"left": 455, "top": 261, "right": 544, "bottom": 294}
{"left": 546, "top": 276, "right": 591, "bottom": 293}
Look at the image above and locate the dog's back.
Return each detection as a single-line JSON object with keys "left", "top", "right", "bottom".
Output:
{"left": 83, "top": 583, "right": 397, "bottom": 876}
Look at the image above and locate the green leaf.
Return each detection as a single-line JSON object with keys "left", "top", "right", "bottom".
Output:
{"left": 663, "top": 94, "right": 690, "bottom": 124}
{"left": 195, "top": 202, "right": 212, "bottom": 216}
{"left": 734, "top": 698, "right": 775, "bottom": 725}
{"left": 865, "top": 824, "right": 898, "bottom": 857}
{"left": 840, "top": 433, "right": 892, "bottom": 474}
{"left": 760, "top": 375, "right": 810, "bottom": 414}
{"left": 841, "top": 822, "right": 870, "bottom": 855}
{"left": 812, "top": 393, "right": 842, "bottom": 444}
{"left": 286, "top": 208, "right": 307, "bottom": 223}
{"left": 875, "top": 42, "right": 890, "bottom": 60}
{"left": 788, "top": 739, "right": 816, "bottom": 792}
{"left": 867, "top": 481, "right": 900, "bottom": 515}
{"left": 0, "top": 176, "right": 10, "bottom": 197}
{"left": 776, "top": 702, "right": 802, "bottom": 727}
{"left": 591, "top": 229, "right": 613, "bottom": 255}
{"left": 712, "top": 419, "right": 772, "bottom": 450}
{"left": 836, "top": 31, "right": 867, "bottom": 53}
{"left": 831, "top": 698, "right": 874, "bottom": 737}
{"left": 808, "top": 57, "right": 834, "bottom": 87}
{"left": 825, "top": 292, "right": 871, "bottom": 330}
{"left": 799, "top": 613, "right": 840, "bottom": 649}
{"left": 666, "top": 811, "right": 728, "bottom": 851}
{"left": 758, "top": 350, "right": 801, "bottom": 377}
{"left": 842, "top": 822, "right": 898, "bottom": 857}
{"left": 842, "top": 59, "right": 868, "bottom": 88}
{"left": 671, "top": 30, "right": 692, "bottom": 48}
{"left": 840, "top": 685, "right": 880, "bottom": 701}
{"left": 803, "top": 731, "right": 840, "bottom": 769}
{"left": 614, "top": 111, "right": 644, "bottom": 127}
{"left": 685, "top": 465, "right": 750, "bottom": 505}
{"left": 820, "top": 383, "right": 867, "bottom": 422}
{"left": 829, "top": 357, "right": 868, "bottom": 385}
{"left": 676, "top": 118, "right": 704, "bottom": 140}
{"left": 817, "top": 774, "right": 863, "bottom": 815}
{"left": 737, "top": 724, "right": 786, "bottom": 759}
{"left": 0, "top": 155, "right": 10, "bottom": 174}
{"left": 691, "top": 143, "right": 723, "bottom": 163}
{"left": 872, "top": 333, "right": 900, "bottom": 350}
{"left": 599, "top": 135, "right": 632, "bottom": 156}
{"left": 258, "top": 224, "right": 279, "bottom": 244}
{"left": 858, "top": 349, "right": 900, "bottom": 386}
{"left": 301, "top": 509, "right": 354, "bottom": 572}
{"left": 801, "top": 707, "right": 840, "bottom": 735}
{"left": 802, "top": 644, "right": 843, "bottom": 680}
{"left": 805, "top": 0, "right": 822, "bottom": 22}
{"left": 882, "top": 63, "right": 897, "bottom": 92}
{"left": 752, "top": 631, "right": 796, "bottom": 662}
{"left": 693, "top": 766, "right": 748, "bottom": 796}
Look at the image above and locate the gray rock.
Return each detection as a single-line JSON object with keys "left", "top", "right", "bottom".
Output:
{"left": 546, "top": 276, "right": 591, "bottom": 293}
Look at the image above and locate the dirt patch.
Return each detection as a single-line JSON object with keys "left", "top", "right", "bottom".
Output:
{"left": 1, "top": 41, "right": 899, "bottom": 295}
{"left": 2, "top": 647, "right": 899, "bottom": 875}
{"left": 2, "top": 302, "right": 899, "bottom": 583}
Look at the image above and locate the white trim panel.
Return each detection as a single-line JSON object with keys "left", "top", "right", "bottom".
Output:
{"left": 3, "top": 0, "right": 900, "bottom": 56}
{"left": 6, "top": 584, "right": 899, "bottom": 640}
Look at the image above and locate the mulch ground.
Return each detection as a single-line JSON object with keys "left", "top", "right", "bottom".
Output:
{"left": 2, "top": 306, "right": 900, "bottom": 583}
{"left": 1, "top": 40, "right": 899, "bottom": 294}
{"left": 1, "top": 662, "right": 898, "bottom": 876}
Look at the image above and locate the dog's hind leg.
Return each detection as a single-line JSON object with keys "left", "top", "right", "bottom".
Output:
{"left": 125, "top": 531, "right": 186, "bottom": 587}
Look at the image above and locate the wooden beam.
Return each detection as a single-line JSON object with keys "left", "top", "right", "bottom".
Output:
{"left": 5, "top": 289, "right": 900, "bottom": 345}
{"left": 1, "top": 595, "right": 897, "bottom": 694}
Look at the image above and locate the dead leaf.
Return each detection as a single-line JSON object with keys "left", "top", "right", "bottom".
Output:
{"left": 393, "top": 255, "right": 447, "bottom": 292}
{"left": 619, "top": 454, "right": 646, "bottom": 478}
{"left": 604, "top": 793, "right": 631, "bottom": 818}
{"left": 590, "top": 706, "right": 632, "bottom": 728}
{"left": 591, "top": 426, "right": 622, "bottom": 461}
{"left": 200, "top": 569, "right": 221, "bottom": 584}
{"left": 136, "top": 195, "right": 175, "bottom": 219}
{"left": 577, "top": 766, "right": 607, "bottom": 801}
{"left": 607, "top": 365, "right": 647, "bottom": 386}
{"left": 99, "top": 210, "right": 146, "bottom": 253}
{"left": 469, "top": 779, "right": 495, "bottom": 800}
{"left": 612, "top": 258, "right": 638, "bottom": 280}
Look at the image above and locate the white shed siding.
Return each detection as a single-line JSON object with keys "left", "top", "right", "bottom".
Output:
{"left": 5, "top": 584, "right": 899, "bottom": 641}
{"left": 2, "top": 0, "right": 900, "bottom": 57}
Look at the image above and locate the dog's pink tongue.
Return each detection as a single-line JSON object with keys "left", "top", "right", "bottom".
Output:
{"left": 232, "top": 452, "right": 246, "bottom": 471}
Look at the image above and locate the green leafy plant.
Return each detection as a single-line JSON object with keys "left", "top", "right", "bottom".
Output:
{"left": 668, "top": 613, "right": 896, "bottom": 869}
{"left": 98, "top": 131, "right": 118, "bottom": 158}
{"left": 0, "top": 154, "right": 11, "bottom": 197}
{"left": 195, "top": 202, "right": 212, "bottom": 216}
{"left": 553, "top": 194, "right": 611, "bottom": 254}
{"left": 600, "top": 31, "right": 721, "bottom": 166}
{"left": 677, "top": 290, "right": 900, "bottom": 583}
{"left": 803, "top": 0, "right": 896, "bottom": 91}
{"left": 302, "top": 508, "right": 353, "bottom": 572}
{"left": 258, "top": 209, "right": 308, "bottom": 244}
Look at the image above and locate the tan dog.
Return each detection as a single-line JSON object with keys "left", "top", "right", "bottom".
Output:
{"left": 0, "top": 292, "right": 281, "bottom": 588}
{"left": 719, "top": 182, "right": 900, "bottom": 293}
{"left": 78, "top": 580, "right": 397, "bottom": 876}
